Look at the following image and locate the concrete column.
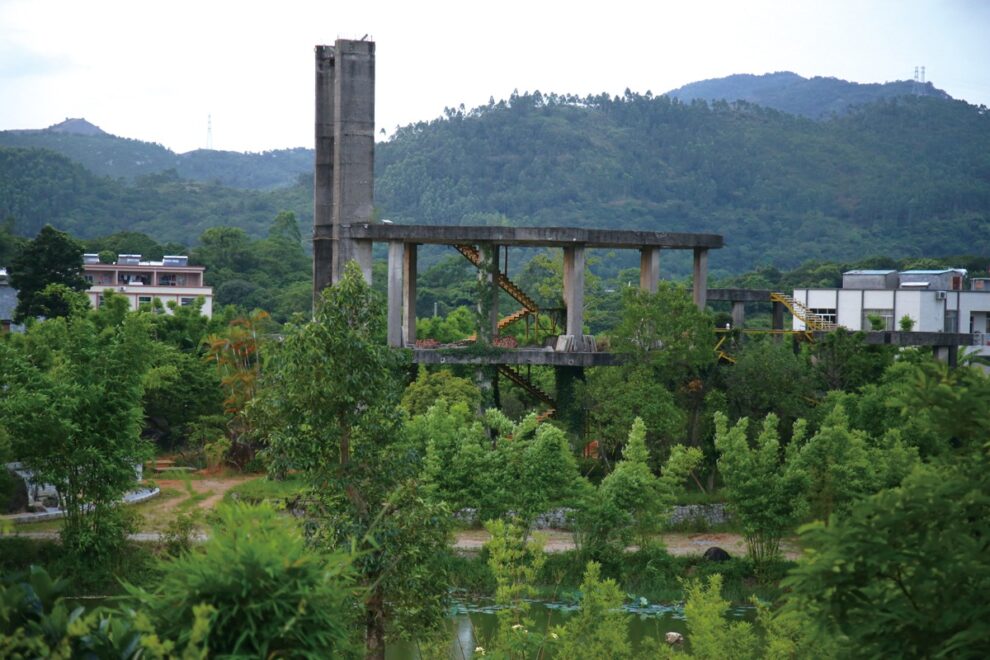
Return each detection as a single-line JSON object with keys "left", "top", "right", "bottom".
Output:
{"left": 731, "top": 301, "right": 745, "bottom": 328}
{"left": 402, "top": 244, "right": 417, "bottom": 346}
{"left": 639, "top": 247, "right": 661, "bottom": 293}
{"left": 313, "top": 45, "right": 335, "bottom": 304}
{"left": 477, "top": 244, "right": 499, "bottom": 344}
{"left": 386, "top": 241, "right": 403, "bottom": 347}
{"left": 772, "top": 300, "right": 785, "bottom": 342}
{"left": 692, "top": 248, "right": 708, "bottom": 311}
{"left": 564, "top": 246, "right": 585, "bottom": 338}
{"left": 933, "top": 345, "right": 958, "bottom": 367}
{"left": 329, "top": 39, "right": 375, "bottom": 284}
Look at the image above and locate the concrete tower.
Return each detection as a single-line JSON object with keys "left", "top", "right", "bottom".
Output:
{"left": 314, "top": 39, "right": 375, "bottom": 301}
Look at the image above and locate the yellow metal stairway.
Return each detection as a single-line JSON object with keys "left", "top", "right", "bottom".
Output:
{"left": 453, "top": 244, "right": 540, "bottom": 314}
{"left": 497, "top": 365, "right": 556, "bottom": 419}
{"left": 770, "top": 292, "right": 838, "bottom": 331}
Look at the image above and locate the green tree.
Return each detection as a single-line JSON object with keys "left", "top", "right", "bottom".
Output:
{"left": 9, "top": 225, "right": 88, "bottom": 323}
{"left": 0, "top": 311, "right": 151, "bottom": 562}
{"left": 401, "top": 366, "right": 481, "bottom": 416}
{"left": 597, "top": 418, "right": 702, "bottom": 547}
{"left": 782, "top": 452, "right": 990, "bottom": 658}
{"left": 554, "top": 562, "right": 631, "bottom": 660}
{"left": 254, "top": 262, "right": 451, "bottom": 658}
{"left": 714, "top": 412, "right": 807, "bottom": 575}
{"left": 725, "top": 338, "right": 814, "bottom": 433}
{"left": 129, "top": 502, "right": 357, "bottom": 658}
{"left": 788, "top": 404, "right": 877, "bottom": 521}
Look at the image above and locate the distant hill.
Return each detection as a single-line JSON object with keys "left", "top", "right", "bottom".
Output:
{"left": 374, "top": 92, "right": 990, "bottom": 271}
{"left": 0, "top": 146, "right": 310, "bottom": 244}
{"left": 666, "top": 72, "right": 952, "bottom": 119}
{"left": 0, "top": 120, "right": 311, "bottom": 189}
{"left": 2, "top": 87, "right": 988, "bottom": 274}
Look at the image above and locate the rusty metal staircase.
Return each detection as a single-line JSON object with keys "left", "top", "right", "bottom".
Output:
{"left": 770, "top": 292, "right": 838, "bottom": 331}
{"left": 497, "top": 364, "right": 556, "bottom": 419}
{"left": 453, "top": 245, "right": 540, "bottom": 334}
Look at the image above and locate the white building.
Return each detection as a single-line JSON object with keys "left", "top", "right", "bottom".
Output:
{"left": 793, "top": 269, "right": 990, "bottom": 357}
{"left": 83, "top": 254, "right": 213, "bottom": 317}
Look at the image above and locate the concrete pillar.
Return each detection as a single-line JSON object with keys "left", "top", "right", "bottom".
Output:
{"left": 313, "top": 45, "right": 335, "bottom": 305}
{"left": 731, "top": 301, "right": 745, "bottom": 328}
{"left": 386, "top": 241, "right": 403, "bottom": 347}
{"left": 772, "top": 300, "right": 785, "bottom": 342}
{"left": 934, "top": 345, "right": 958, "bottom": 367}
{"left": 326, "top": 39, "right": 375, "bottom": 285}
{"left": 564, "top": 246, "right": 585, "bottom": 338}
{"left": 402, "top": 243, "right": 417, "bottom": 346}
{"left": 692, "top": 248, "right": 708, "bottom": 311}
{"left": 639, "top": 247, "right": 661, "bottom": 293}
{"left": 477, "top": 244, "right": 499, "bottom": 344}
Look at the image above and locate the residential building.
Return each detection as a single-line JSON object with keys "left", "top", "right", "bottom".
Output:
{"left": 793, "top": 268, "right": 990, "bottom": 356}
{"left": 83, "top": 254, "right": 213, "bottom": 317}
{"left": 0, "top": 266, "right": 24, "bottom": 333}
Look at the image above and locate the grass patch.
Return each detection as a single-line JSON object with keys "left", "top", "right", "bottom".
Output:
{"left": 224, "top": 474, "right": 308, "bottom": 504}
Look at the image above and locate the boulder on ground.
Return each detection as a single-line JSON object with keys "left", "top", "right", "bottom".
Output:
{"left": 665, "top": 632, "right": 684, "bottom": 645}
{"left": 702, "top": 546, "right": 731, "bottom": 562}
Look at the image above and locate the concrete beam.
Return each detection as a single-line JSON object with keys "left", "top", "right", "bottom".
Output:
{"left": 332, "top": 223, "right": 723, "bottom": 250}
{"left": 809, "top": 331, "right": 975, "bottom": 347}
{"left": 564, "top": 246, "right": 585, "bottom": 337}
{"left": 707, "top": 288, "right": 774, "bottom": 303}
{"left": 402, "top": 243, "right": 417, "bottom": 346}
{"left": 412, "top": 348, "right": 622, "bottom": 367}
{"left": 386, "top": 242, "right": 403, "bottom": 347}
{"left": 692, "top": 248, "right": 708, "bottom": 310}
{"left": 639, "top": 247, "right": 661, "bottom": 293}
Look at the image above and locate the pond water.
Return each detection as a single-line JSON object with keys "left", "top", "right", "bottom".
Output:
{"left": 386, "top": 597, "right": 754, "bottom": 659}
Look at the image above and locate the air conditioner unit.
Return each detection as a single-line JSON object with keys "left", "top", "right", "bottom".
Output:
{"left": 935, "top": 291, "right": 947, "bottom": 300}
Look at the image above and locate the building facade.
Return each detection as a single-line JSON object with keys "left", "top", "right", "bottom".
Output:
{"left": 83, "top": 254, "right": 213, "bottom": 316}
{"left": 793, "top": 269, "right": 990, "bottom": 356}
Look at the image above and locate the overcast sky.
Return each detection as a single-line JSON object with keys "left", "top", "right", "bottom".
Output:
{"left": 1, "top": 0, "right": 987, "bottom": 154}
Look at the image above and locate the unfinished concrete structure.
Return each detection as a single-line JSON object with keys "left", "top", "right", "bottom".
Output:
{"left": 313, "top": 38, "right": 375, "bottom": 300}
{"left": 315, "top": 223, "right": 723, "bottom": 364}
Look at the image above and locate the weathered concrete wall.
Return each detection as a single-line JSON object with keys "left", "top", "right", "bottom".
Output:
{"left": 313, "top": 38, "right": 375, "bottom": 298}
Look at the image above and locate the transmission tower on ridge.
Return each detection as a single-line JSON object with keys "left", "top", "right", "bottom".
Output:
{"left": 207, "top": 114, "right": 213, "bottom": 150}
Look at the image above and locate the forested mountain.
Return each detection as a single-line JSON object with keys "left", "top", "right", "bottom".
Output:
{"left": 0, "top": 119, "right": 312, "bottom": 189}
{"left": 2, "top": 90, "right": 988, "bottom": 273}
{"left": 0, "top": 147, "right": 310, "bottom": 244}
{"left": 374, "top": 92, "right": 990, "bottom": 271}
{"left": 666, "top": 72, "right": 952, "bottom": 119}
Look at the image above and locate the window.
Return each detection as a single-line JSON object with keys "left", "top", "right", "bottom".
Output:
{"left": 83, "top": 274, "right": 94, "bottom": 284}
{"left": 944, "top": 310, "right": 958, "bottom": 333}
{"left": 138, "top": 296, "right": 152, "bottom": 305}
{"left": 180, "top": 297, "right": 195, "bottom": 307}
{"left": 862, "top": 308, "right": 894, "bottom": 331}
{"left": 809, "top": 308, "right": 837, "bottom": 325}
{"left": 159, "top": 273, "right": 176, "bottom": 286}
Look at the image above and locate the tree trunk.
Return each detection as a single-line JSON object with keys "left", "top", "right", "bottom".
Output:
{"left": 365, "top": 585, "right": 387, "bottom": 660}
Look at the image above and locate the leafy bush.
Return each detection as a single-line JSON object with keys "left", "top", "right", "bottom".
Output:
{"left": 129, "top": 502, "right": 358, "bottom": 658}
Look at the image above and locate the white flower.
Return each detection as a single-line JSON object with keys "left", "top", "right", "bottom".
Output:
{"left": 512, "top": 624, "right": 524, "bottom": 631}
{"left": 551, "top": 632, "right": 559, "bottom": 640}
{"left": 475, "top": 646, "right": 485, "bottom": 655}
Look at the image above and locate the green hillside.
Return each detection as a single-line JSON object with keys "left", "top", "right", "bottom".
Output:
{"left": 374, "top": 92, "right": 990, "bottom": 271}
{"left": 0, "top": 123, "right": 312, "bottom": 190}
{"left": 0, "top": 147, "right": 310, "bottom": 244}
{"left": 2, "top": 91, "right": 988, "bottom": 273}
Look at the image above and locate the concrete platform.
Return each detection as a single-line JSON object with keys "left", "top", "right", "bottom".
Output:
{"left": 412, "top": 347, "right": 622, "bottom": 367}
{"left": 325, "top": 223, "right": 724, "bottom": 250}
